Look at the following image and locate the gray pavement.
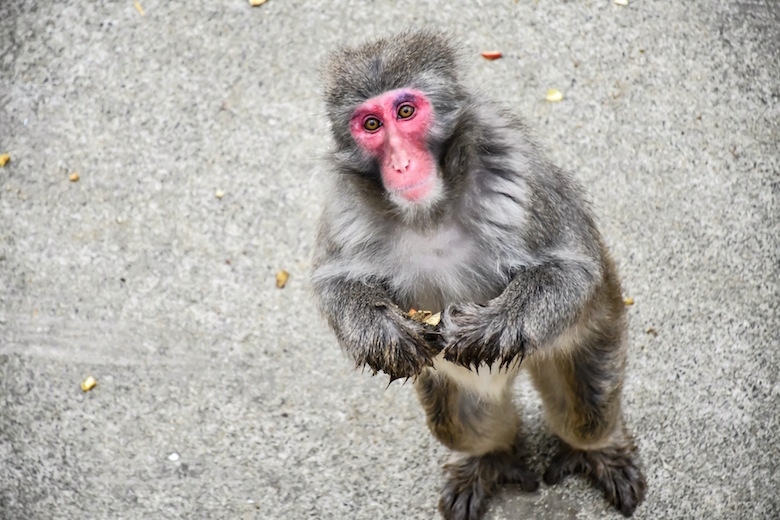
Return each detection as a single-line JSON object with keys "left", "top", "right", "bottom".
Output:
{"left": 0, "top": 1, "right": 778, "bottom": 519}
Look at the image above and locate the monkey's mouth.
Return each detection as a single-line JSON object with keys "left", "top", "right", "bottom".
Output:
{"left": 394, "top": 176, "right": 435, "bottom": 202}
{"left": 397, "top": 177, "right": 431, "bottom": 192}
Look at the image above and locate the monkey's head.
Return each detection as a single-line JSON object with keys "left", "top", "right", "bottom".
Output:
{"left": 323, "top": 30, "right": 466, "bottom": 215}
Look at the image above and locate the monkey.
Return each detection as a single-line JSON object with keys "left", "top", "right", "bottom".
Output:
{"left": 311, "top": 30, "right": 646, "bottom": 520}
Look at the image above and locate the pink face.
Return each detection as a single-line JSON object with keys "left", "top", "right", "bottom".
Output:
{"left": 349, "top": 89, "right": 437, "bottom": 203}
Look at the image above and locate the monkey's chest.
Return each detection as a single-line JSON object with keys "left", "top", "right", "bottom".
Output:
{"left": 387, "top": 225, "right": 502, "bottom": 310}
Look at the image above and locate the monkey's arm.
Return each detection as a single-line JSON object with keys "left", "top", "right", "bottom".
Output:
{"left": 312, "top": 275, "right": 441, "bottom": 381}
{"left": 441, "top": 257, "right": 598, "bottom": 369}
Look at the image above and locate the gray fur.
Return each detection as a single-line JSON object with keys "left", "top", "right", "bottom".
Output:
{"left": 312, "top": 30, "right": 645, "bottom": 519}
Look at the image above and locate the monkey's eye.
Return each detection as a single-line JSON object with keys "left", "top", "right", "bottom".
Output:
{"left": 397, "top": 104, "right": 415, "bottom": 119}
{"left": 363, "top": 117, "right": 381, "bottom": 132}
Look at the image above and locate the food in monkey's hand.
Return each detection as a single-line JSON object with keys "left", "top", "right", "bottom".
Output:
{"left": 408, "top": 309, "right": 444, "bottom": 356}
{"left": 408, "top": 309, "right": 442, "bottom": 327}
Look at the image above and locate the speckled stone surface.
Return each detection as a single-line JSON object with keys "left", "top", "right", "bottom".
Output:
{"left": 0, "top": 1, "right": 777, "bottom": 519}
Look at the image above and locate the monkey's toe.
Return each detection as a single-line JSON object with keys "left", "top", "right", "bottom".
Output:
{"left": 500, "top": 464, "right": 540, "bottom": 492}
{"left": 438, "top": 476, "right": 487, "bottom": 520}
{"left": 544, "top": 443, "right": 646, "bottom": 517}
{"left": 438, "top": 455, "right": 495, "bottom": 520}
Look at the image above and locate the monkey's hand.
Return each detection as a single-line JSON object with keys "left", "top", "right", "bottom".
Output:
{"left": 440, "top": 261, "right": 598, "bottom": 370}
{"left": 313, "top": 273, "right": 441, "bottom": 381}
{"left": 347, "top": 301, "right": 442, "bottom": 381}
{"left": 440, "top": 302, "right": 527, "bottom": 371}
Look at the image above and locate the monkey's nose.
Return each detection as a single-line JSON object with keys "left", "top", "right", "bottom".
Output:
{"left": 391, "top": 157, "right": 410, "bottom": 173}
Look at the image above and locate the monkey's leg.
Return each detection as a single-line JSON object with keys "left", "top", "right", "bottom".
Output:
{"left": 415, "top": 368, "right": 538, "bottom": 520}
{"left": 528, "top": 342, "right": 646, "bottom": 517}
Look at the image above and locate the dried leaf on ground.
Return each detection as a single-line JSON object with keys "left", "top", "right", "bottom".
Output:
{"left": 81, "top": 376, "right": 96, "bottom": 392}
{"left": 481, "top": 51, "right": 502, "bottom": 60}
{"left": 69, "top": 172, "right": 80, "bottom": 182}
{"left": 0, "top": 153, "right": 9, "bottom": 166}
{"left": 624, "top": 297, "right": 634, "bottom": 306}
{"left": 546, "top": 89, "right": 564, "bottom": 102}
{"left": 276, "top": 270, "right": 289, "bottom": 288}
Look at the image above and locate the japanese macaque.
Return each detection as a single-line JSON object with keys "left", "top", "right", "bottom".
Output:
{"left": 311, "top": 30, "right": 646, "bottom": 519}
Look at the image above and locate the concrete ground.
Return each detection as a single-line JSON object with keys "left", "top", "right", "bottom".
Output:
{"left": 1, "top": 1, "right": 778, "bottom": 519}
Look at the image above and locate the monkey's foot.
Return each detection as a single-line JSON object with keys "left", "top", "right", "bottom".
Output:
{"left": 544, "top": 441, "right": 646, "bottom": 517}
{"left": 439, "top": 452, "right": 539, "bottom": 520}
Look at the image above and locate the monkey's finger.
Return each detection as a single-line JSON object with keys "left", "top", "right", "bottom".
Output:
{"left": 442, "top": 345, "right": 469, "bottom": 368}
{"left": 503, "top": 354, "right": 520, "bottom": 371}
